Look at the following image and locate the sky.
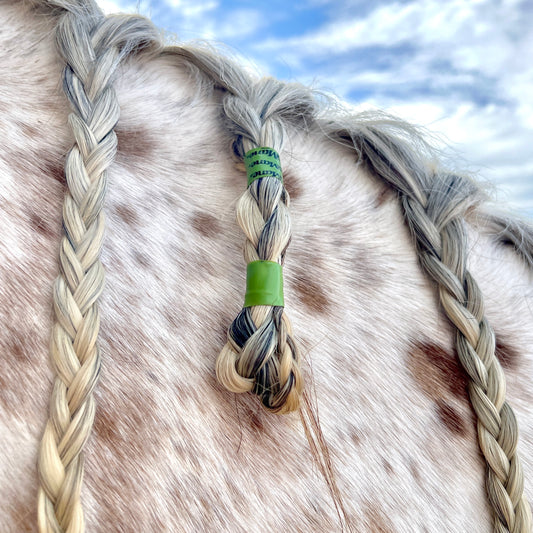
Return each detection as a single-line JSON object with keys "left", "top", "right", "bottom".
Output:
{"left": 97, "top": 0, "right": 533, "bottom": 219}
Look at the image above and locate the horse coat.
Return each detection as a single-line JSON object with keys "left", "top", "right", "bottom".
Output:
{"left": 0, "top": 1, "right": 532, "bottom": 532}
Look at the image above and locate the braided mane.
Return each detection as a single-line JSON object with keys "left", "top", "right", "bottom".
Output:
{"left": 33, "top": 1, "right": 533, "bottom": 531}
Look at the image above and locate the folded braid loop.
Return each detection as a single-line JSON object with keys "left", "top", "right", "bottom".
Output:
{"left": 37, "top": 6, "right": 157, "bottom": 532}
{"left": 216, "top": 79, "right": 307, "bottom": 414}
{"left": 401, "top": 173, "right": 532, "bottom": 533}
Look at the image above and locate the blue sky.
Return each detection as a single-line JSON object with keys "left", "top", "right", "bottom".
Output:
{"left": 98, "top": 0, "right": 533, "bottom": 219}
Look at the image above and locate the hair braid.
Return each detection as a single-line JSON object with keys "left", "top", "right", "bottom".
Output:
{"left": 168, "top": 54, "right": 350, "bottom": 523}
{"left": 37, "top": 4, "right": 158, "bottom": 531}
{"left": 215, "top": 78, "right": 313, "bottom": 413}
{"left": 401, "top": 174, "right": 532, "bottom": 532}
{"left": 322, "top": 117, "right": 532, "bottom": 532}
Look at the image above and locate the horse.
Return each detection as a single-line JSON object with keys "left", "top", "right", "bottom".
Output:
{"left": 1, "top": 1, "right": 532, "bottom": 531}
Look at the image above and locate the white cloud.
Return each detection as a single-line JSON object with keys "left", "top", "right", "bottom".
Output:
{"left": 258, "top": 1, "right": 486, "bottom": 53}
{"left": 162, "top": 0, "right": 218, "bottom": 15}
{"left": 97, "top": 0, "right": 154, "bottom": 16}
{"left": 97, "top": 0, "right": 128, "bottom": 14}
{"left": 384, "top": 101, "right": 533, "bottom": 215}
{"left": 255, "top": 0, "right": 531, "bottom": 106}
{"left": 213, "top": 9, "right": 266, "bottom": 40}
{"left": 249, "top": 0, "right": 533, "bottom": 215}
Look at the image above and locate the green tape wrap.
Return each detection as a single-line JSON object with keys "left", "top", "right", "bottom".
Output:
{"left": 244, "top": 261, "right": 284, "bottom": 307}
{"left": 244, "top": 147, "right": 283, "bottom": 186}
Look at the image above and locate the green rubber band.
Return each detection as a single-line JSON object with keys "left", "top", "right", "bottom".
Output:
{"left": 244, "top": 147, "right": 283, "bottom": 186}
{"left": 244, "top": 261, "right": 284, "bottom": 307}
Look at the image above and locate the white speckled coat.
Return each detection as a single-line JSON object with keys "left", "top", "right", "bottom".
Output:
{"left": 0, "top": 2, "right": 532, "bottom": 532}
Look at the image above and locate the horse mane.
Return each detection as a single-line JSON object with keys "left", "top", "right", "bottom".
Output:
{"left": 29, "top": 0, "right": 533, "bottom": 531}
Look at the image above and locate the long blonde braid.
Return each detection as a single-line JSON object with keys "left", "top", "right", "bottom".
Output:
{"left": 37, "top": 3, "right": 158, "bottom": 531}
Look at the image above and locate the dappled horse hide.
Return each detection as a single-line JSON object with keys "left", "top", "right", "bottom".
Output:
{"left": 0, "top": 1, "right": 532, "bottom": 532}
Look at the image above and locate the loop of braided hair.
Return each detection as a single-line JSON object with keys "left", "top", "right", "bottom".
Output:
{"left": 37, "top": 3, "right": 158, "bottom": 531}
{"left": 215, "top": 78, "right": 315, "bottom": 413}
{"left": 325, "top": 117, "right": 532, "bottom": 532}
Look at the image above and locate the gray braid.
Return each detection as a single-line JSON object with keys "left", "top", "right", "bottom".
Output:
{"left": 37, "top": 3, "right": 158, "bottom": 531}
{"left": 402, "top": 174, "right": 532, "bottom": 532}
{"left": 323, "top": 116, "right": 532, "bottom": 532}
{"left": 480, "top": 211, "right": 533, "bottom": 268}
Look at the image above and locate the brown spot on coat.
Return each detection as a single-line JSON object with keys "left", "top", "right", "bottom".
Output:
{"left": 133, "top": 250, "right": 151, "bottom": 268}
{"left": 29, "top": 211, "right": 54, "bottom": 238}
{"left": 165, "top": 308, "right": 180, "bottom": 328}
{"left": 382, "top": 458, "right": 394, "bottom": 476}
{"left": 20, "top": 122, "right": 39, "bottom": 139}
{"left": 435, "top": 399, "right": 467, "bottom": 436}
{"left": 283, "top": 170, "right": 303, "bottom": 200}
{"left": 7, "top": 333, "right": 26, "bottom": 362}
{"left": 249, "top": 412, "right": 264, "bottom": 432}
{"left": 92, "top": 381, "right": 159, "bottom": 466}
{"left": 495, "top": 337, "right": 520, "bottom": 370}
{"left": 42, "top": 158, "right": 65, "bottom": 184}
{"left": 92, "top": 403, "right": 120, "bottom": 447}
{"left": 293, "top": 271, "right": 330, "bottom": 314}
{"left": 191, "top": 211, "right": 221, "bottom": 238}
{"left": 350, "top": 246, "right": 383, "bottom": 290}
{"left": 114, "top": 204, "right": 140, "bottom": 227}
{"left": 330, "top": 223, "right": 353, "bottom": 248}
{"left": 409, "top": 459, "right": 422, "bottom": 485}
{"left": 407, "top": 341, "right": 468, "bottom": 402}
{"left": 349, "top": 426, "right": 362, "bottom": 446}
{"left": 146, "top": 371, "right": 160, "bottom": 384}
{"left": 115, "top": 126, "right": 156, "bottom": 162}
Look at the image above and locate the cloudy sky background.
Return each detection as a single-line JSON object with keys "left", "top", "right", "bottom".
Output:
{"left": 98, "top": 0, "right": 533, "bottom": 219}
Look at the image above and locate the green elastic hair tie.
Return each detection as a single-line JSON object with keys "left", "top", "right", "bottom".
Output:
{"left": 244, "top": 261, "right": 284, "bottom": 307}
{"left": 244, "top": 147, "right": 283, "bottom": 186}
